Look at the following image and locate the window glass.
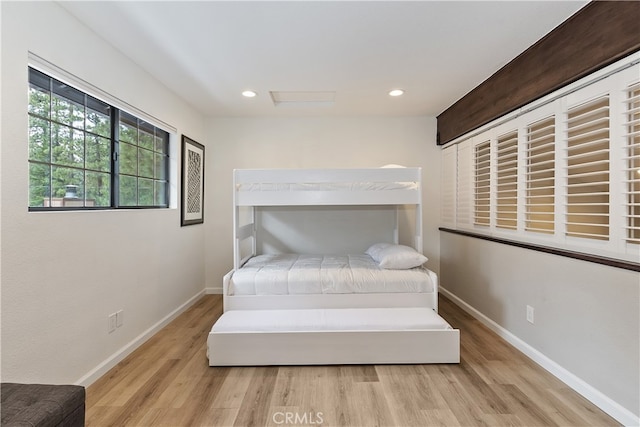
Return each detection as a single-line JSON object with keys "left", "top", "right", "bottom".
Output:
{"left": 117, "top": 113, "right": 169, "bottom": 207}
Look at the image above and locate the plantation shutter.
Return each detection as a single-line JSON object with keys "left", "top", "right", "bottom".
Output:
{"left": 474, "top": 140, "right": 491, "bottom": 226}
{"left": 565, "top": 96, "right": 610, "bottom": 240}
{"left": 441, "top": 146, "right": 457, "bottom": 228}
{"left": 525, "top": 116, "right": 555, "bottom": 234}
{"left": 496, "top": 131, "right": 518, "bottom": 229}
{"left": 456, "top": 140, "right": 473, "bottom": 229}
{"left": 439, "top": 55, "right": 638, "bottom": 265}
{"left": 624, "top": 81, "right": 640, "bottom": 244}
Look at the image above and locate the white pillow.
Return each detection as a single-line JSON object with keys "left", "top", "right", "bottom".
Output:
{"left": 365, "top": 242, "right": 392, "bottom": 261}
{"left": 365, "top": 243, "right": 428, "bottom": 269}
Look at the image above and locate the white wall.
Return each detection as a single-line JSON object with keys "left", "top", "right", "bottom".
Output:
{"left": 204, "top": 116, "right": 440, "bottom": 291}
{"left": 256, "top": 206, "right": 401, "bottom": 255}
{"left": 440, "top": 232, "right": 640, "bottom": 424}
{"left": 1, "top": 2, "right": 206, "bottom": 385}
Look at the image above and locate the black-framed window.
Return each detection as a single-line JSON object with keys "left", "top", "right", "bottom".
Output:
{"left": 28, "top": 67, "right": 169, "bottom": 210}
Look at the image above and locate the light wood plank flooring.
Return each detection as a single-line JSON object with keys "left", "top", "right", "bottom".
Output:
{"left": 86, "top": 295, "right": 619, "bottom": 426}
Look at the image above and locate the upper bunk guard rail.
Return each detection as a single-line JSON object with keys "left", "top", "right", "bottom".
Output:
{"left": 235, "top": 168, "right": 421, "bottom": 183}
{"left": 234, "top": 168, "right": 422, "bottom": 207}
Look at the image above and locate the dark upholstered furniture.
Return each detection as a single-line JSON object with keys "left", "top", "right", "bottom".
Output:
{"left": 1, "top": 383, "right": 85, "bottom": 427}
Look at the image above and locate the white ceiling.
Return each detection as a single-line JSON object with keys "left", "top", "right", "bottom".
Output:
{"left": 61, "top": 1, "right": 588, "bottom": 118}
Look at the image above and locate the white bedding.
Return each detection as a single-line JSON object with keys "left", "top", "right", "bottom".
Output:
{"left": 211, "top": 307, "right": 451, "bottom": 332}
{"left": 229, "top": 253, "right": 434, "bottom": 296}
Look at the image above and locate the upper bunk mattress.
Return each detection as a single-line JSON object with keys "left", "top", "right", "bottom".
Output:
{"left": 229, "top": 253, "right": 434, "bottom": 296}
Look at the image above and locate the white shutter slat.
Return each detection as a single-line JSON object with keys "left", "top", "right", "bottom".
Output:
{"left": 566, "top": 100, "right": 609, "bottom": 121}
{"left": 565, "top": 144, "right": 609, "bottom": 159}
{"left": 622, "top": 141, "right": 640, "bottom": 150}
{"left": 526, "top": 174, "right": 554, "bottom": 183}
{"left": 566, "top": 116, "right": 609, "bottom": 133}
{"left": 528, "top": 123, "right": 555, "bottom": 139}
{"left": 566, "top": 169, "right": 610, "bottom": 180}
{"left": 621, "top": 120, "right": 640, "bottom": 129}
{"left": 527, "top": 151, "right": 555, "bottom": 162}
{"left": 566, "top": 192, "right": 610, "bottom": 198}
{"left": 497, "top": 169, "right": 518, "bottom": 178}
{"left": 526, "top": 195, "right": 555, "bottom": 201}
{"left": 497, "top": 146, "right": 518, "bottom": 156}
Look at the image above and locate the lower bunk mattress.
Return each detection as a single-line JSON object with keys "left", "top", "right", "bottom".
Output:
{"left": 207, "top": 307, "right": 460, "bottom": 365}
{"left": 228, "top": 253, "right": 435, "bottom": 295}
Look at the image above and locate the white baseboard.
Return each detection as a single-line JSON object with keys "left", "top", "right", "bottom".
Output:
{"left": 440, "top": 287, "right": 640, "bottom": 427}
{"left": 205, "top": 286, "right": 223, "bottom": 294}
{"left": 75, "top": 289, "right": 205, "bottom": 387}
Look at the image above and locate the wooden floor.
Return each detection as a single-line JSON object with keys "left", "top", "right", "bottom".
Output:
{"left": 86, "top": 295, "right": 619, "bottom": 427}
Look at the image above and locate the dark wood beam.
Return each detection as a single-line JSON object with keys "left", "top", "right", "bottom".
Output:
{"left": 437, "top": 1, "right": 640, "bottom": 145}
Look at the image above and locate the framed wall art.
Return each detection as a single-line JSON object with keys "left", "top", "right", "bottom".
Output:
{"left": 181, "top": 135, "right": 205, "bottom": 226}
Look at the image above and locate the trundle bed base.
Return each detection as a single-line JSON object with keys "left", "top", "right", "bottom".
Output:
{"left": 208, "top": 308, "right": 460, "bottom": 366}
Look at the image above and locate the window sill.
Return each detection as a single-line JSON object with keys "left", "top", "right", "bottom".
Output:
{"left": 439, "top": 227, "right": 640, "bottom": 272}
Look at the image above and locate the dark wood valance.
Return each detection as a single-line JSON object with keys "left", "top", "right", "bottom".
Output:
{"left": 436, "top": 1, "right": 640, "bottom": 146}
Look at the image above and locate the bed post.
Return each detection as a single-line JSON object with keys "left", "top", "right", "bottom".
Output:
{"left": 251, "top": 206, "right": 256, "bottom": 258}
{"left": 233, "top": 211, "right": 240, "bottom": 270}
{"left": 233, "top": 170, "right": 258, "bottom": 271}
{"left": 415, "top": 204, "right": 423, "bottom": 253}
{"left": 393, "top": 207, "right": 399, "bottom": 244}
{"left": 415, "top": 168, "right": 423, "bottom": 253}
{"left": 233, "top": 170, "right": 240, "bottom": 271}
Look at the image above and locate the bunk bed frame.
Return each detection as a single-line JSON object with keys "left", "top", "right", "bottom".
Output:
{"left": 208, "top": 167, "right": 459, "bottom": 365}
{"left": 224, "top": 167, "right": 435, "bottom": 311}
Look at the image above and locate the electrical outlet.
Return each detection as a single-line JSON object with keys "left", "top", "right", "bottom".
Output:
{"left": 116, "top": 310, "right": 124, "bottom": 328}
{"left": 108, "top": 313, "right": 117, "bottom": 333}
{"left": 526, "top": 305, "right": 535, "bottom": 324}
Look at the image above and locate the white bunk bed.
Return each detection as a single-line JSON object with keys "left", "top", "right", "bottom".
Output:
{"left": 208, "top": 167, "right": 459, "bottom": 365}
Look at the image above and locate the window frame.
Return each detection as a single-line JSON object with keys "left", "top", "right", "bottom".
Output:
{"left": 27, "top": 67, "right": 171, "bottom": 211}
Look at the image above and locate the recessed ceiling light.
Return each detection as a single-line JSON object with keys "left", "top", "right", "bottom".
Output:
{"left": 242, "top": 90, "right": 257, "bottom": 98}
{"left": 389, "top": 89, "right": 404, "bottom": 97}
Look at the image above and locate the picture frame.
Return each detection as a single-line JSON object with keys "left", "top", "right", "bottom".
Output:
{"left": 181, "top": 135, "right": 205, "bottom": 226}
